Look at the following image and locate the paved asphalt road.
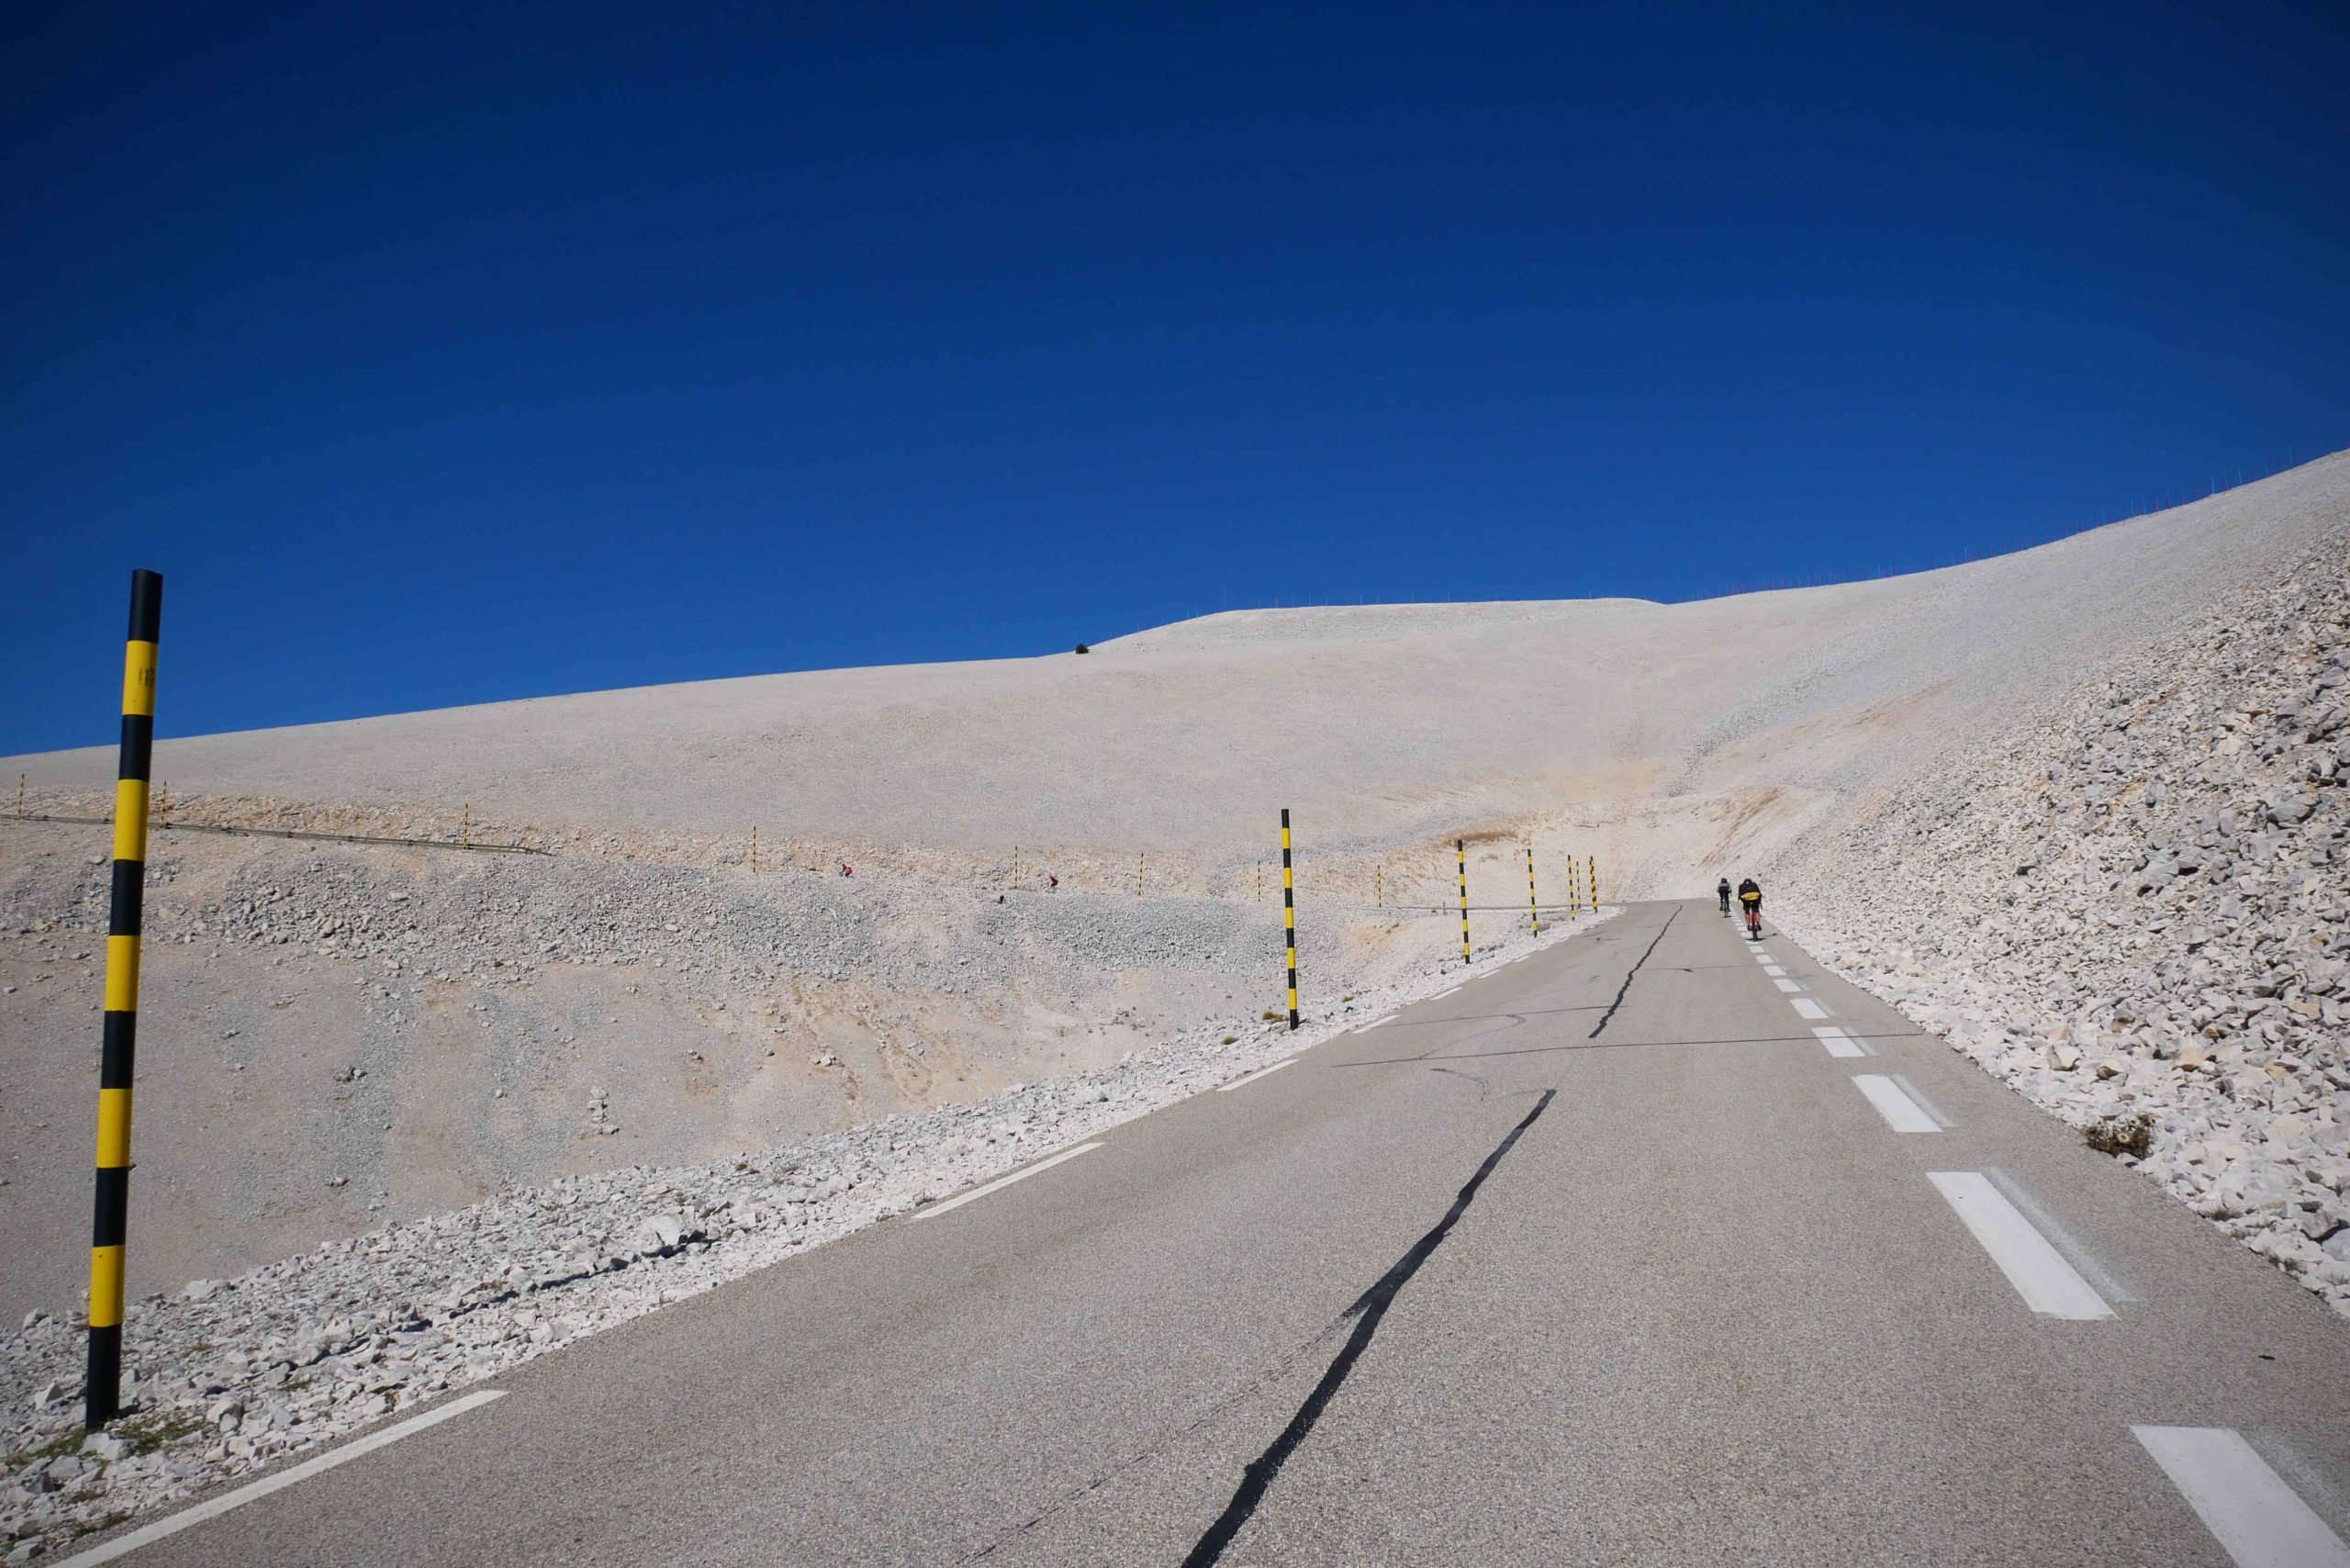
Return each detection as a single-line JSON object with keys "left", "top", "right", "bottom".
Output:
{"left": 83, "top": 901, "right": 2350, "bottom": 1566}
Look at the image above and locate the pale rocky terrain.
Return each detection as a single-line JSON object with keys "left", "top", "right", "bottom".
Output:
{"left": 3, "top": 451, "right": 2348, "bottom": 1558}
{"left": 1777, "top": 532, "right": 2350, "bottom": 1316}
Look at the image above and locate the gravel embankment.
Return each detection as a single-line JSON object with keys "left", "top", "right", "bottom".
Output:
{"left": 0, "top": 910, "right": 1611, "bottom": 1560}
{"left": 1779, "top": 537, "right": 2350, "bottom": 1317}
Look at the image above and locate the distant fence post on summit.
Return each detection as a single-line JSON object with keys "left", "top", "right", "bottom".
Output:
{"left": 88, "top": 568, "right": 161, "bottom": 1430}
{"left": 1281, "top": 810, "right": 1299, "bottom": 1031}
{"left": 1457, "top": 839, "right": 1472, "bottom": 966}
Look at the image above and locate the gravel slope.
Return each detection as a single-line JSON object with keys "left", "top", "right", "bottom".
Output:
{"left": 1775, "top": 522, "right": 2350, "bottom": 1316}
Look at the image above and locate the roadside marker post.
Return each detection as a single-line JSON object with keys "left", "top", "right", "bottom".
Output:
{"left": 1526, "top": 846, "right": 1540, "bottom": 934}
{"left": 1457, "top": 839, "right": 1472, "bottom": 966}
{"left": 1589, "top": 855, "right": 1598, "bottom": 906}
{"left": 750, "top": 826, "right": 758, "bottom": 874}
{"left": 1281, "top": 810, "right": 1299, "bottom": 1030}
{"left": 460, "top": 803, "right": 470, "bottom": 848}
{"left": 88, "top": 568, "right": 161, "bottom": 1430}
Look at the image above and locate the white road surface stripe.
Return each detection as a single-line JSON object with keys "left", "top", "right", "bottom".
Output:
{"left": 1773, "top": 978, "right": 1803, "bottom": 992}
{"left": 1852, "top": 1074, "right": 1940, "bottom": 1133}
{"left": 1762, "top": 963, "right": 1786, "bottom": 976}
{"left": 1928, "top": 1171, "right": 2113, "bottom": 1319}
{"left": 53, "top": 1392, "right": 508, "bottom": 1567}
{"left": 1791, "top": 998, "right": 1829, "bottom": 1020}
{"left": 913, "top": 1143, "right": 1102, "bottom": 1220}
{"left": 1217, "top": 1058, "right": 1295, "bottom": 1092}
{"left": 1888, "top": 1073, "right": 1953, "bottom": 1128}
{"left": 2132, "top": 1426, "right": 2350, "bottom": 1568}
{"left": 1813, "top": 1026, "right": 1866, "bottom": 1058}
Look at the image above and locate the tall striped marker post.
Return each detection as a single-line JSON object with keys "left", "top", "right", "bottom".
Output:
{"left": 1456, "top": 840, "right": 1472, "bottom": 966}
{"left": 1280, "top": 811, "right": 1299, "bottom": 1030}
{"left": 89, "top": 568, "right": 161, "bottom": 1429}
{"left": 1526, "top": 846, "right": 1540, "bottom": 934}
{"left": 1589, "top": 854, "right": 1598, "bottom": 908}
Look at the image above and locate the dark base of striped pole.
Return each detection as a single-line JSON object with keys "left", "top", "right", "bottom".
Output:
{"left": 86, "top": 1325, "right": 121, "bottom": 1428}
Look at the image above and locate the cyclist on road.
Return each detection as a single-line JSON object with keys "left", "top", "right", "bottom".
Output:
{"left": 1717, "top": 877, "right": 1732, "bottom": 915}
{"left": 1737, "top": 877, "right": 1762, "bottom": 939}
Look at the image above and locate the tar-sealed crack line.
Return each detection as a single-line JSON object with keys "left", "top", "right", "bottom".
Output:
{"left": 1180, "top": 1089, "right": 1557, "bottom": 1566}
{"left": 1587, "top": 905, "right": 1679, "bottom": 1038}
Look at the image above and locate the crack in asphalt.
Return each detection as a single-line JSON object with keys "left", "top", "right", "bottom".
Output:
{"left": 1179, "top": 1089, "right": 1557, "bottom": 1566}
{"left": 1587, "top": 906, "right": 1680, "bottom": 1038}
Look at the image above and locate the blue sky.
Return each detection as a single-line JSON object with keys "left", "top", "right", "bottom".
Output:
{"left": 4, "top": 2, "right": 2344, "bottom": 754}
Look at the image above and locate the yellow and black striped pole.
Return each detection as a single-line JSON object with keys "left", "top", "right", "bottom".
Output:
{"left": 89, "top": 568, "right": 160, "bottom": 1429}
{"left": 1589, "top": 854, "right": 1598, "bottom": 908}
{"left": 1280, "top": 810, "right": 1299, "bottom": 1030}
{"left": 1526, "top": 846, "right": 1539, "bottom": 934}
{"left": 1456, "top": 839, "right": 1472, "bottom": 966}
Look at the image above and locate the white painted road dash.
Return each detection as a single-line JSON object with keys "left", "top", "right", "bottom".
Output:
{"left": 1762, "top": 963, "right": 1786, "bottom": 976}
{"left": 914, "top": 1143, "right": 1102, "bottom": 1220}
{"left": 1813, "top": 1026, "right": 1867, "bottom": 1058}
{"left": 1773, "top": 977, "right": 1803, "bottom": 993}
{"left": 1217, "top": 1058, "right": 1295, "bottom": 1092}
{"left": 54, "top": 1391, "right": 508, "bottom": 1567}
{"left": 2132, "top": 1426, "right": 2350, "bottom": 1568}
{"left": 1790, "top": 997, "right": 1829, "bottom": 1020}
{"left": 1928, "top": 1171, "right": 2112, "bottom": 1319}
{"left": 1852, "top": 1074, "right": 1940, "bottom": 1133}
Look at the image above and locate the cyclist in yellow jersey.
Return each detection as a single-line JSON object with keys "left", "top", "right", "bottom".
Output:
{"left": 1737, "top": 877, "right": 1762, "bottom": 939}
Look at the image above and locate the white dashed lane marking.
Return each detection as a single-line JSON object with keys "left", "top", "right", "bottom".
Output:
{"left": 53, "top": 1392, "right": 508, "bottom": 1567}
{"left": 1852, "top": 1074, "right": 1941, "bottom": 1133}
{"left": 1773, "top": 978, "right": 1803, "bottom": 993}
{"left": 1928, "top": 1171, "right": 2112, "bottom": 1319}
{"left": 1217, "top": 1058, "right": 1295, "bottom": 1092}
{"left": 2132, "top": 1426, "right": 2350, "bottom": 1568}
{"left": 1791, "top": 998, "right": 1829, "bottom": 1020}
{"left": 1813, "top": 1026, "right": 1869, "bottom": 1058}
{"left": 913, "top": 1143, "right": 1102, "bottom": 1221}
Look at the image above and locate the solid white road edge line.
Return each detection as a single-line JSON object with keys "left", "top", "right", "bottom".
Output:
{"left": 1813, "top": 1026, "right": 1867, "bottom": 1058}
{"left": 912, "top": 1143, "right": 1102, "bottom": 1221}
{"left": 2132, "top": 1426, "right": 2350, "bottom": 1568}
{"left": 1852, "top": 1074, "right": 1941, "bottom": 1133}
{"left": 1928, "top": 1171, "right": 2113, "bottom": 1319}
{"left": 1791, "top": 998, "right": 1829, "bottom": 1020}
{"left": 1217, "top": 1058, "right": 1295, "bottom": 1092}
{"left": 54, "top": 1391, "right": 509, "bottom": 1568}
